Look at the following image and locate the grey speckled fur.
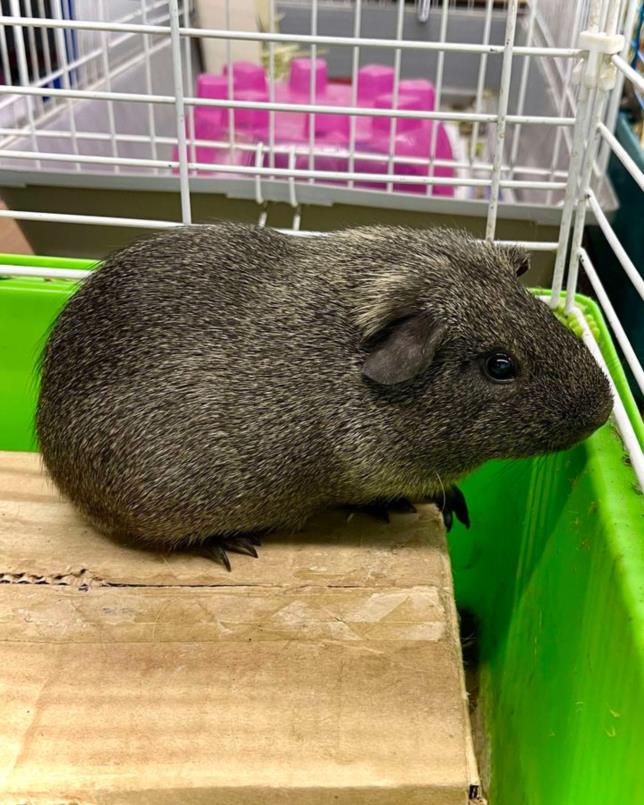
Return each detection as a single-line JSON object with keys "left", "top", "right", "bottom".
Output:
{"left": 37, "top": 223, "right": 612, "bottom": 548}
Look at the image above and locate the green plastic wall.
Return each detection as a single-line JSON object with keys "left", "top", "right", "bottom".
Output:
{"left": 1, "top": 257, "right": 643, "bottom": 805}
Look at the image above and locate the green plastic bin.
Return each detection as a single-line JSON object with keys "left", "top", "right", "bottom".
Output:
{"left": 1, "top": 253, "right": 643, "bottom": 805}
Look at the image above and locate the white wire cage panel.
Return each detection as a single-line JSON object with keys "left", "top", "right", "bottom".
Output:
{"left": 0, "top": 1, "right": 189, "bottom": 170}
{"left": 0, "top": 0, "right": 642, "bottom": 482}
{"left": 0, "top": 0, "right": 624, "bottom": 225}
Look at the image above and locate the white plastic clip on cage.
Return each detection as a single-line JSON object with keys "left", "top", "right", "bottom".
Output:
{"left": 0, "top": 0, "right": 642, "bottom": 484}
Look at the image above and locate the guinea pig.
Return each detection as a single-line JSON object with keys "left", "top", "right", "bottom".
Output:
{"left": 36, "top": 224, "right": 612, "bottom": 568}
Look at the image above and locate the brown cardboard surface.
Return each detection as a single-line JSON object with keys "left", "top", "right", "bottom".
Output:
{"left": 0, "top": 451, "right": 478, "bottom": 804}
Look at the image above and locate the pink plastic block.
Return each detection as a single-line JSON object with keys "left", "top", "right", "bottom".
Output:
{"left": 197, "top": 74, "right": 229, "bottom": 99}
{"left": 373, "top": 93, "right": 423, "bottom": 134}
{"left": 296, "top": 130, "right": 349, "bottom": 183}
{"left": 399, "top": 79, "right": 436, "bottom": 111}
{"left": 357, "top": 64, "right": 395, "bottom": 102}
{"left": 233, "top": 89, "right": 269, "bottom": 131}
{"left": 191, "top": 60, "right": 455, "bottom": 196}
{"left": 289, "top": 58, "right": 328, "bottom": 96}
{"left": 270, "top": 129, "right": 309, "bottom": 171}
{"left": 355, "top": 121, "right": 455, "bottom": 194}
{"left": 407, "top": 124, "right": 456, "bottom": 196}
{"left": 304, "top": 109, "right": 351, "bottom": 138}
{"left": 195, "top": 108, "right": 225, "bottom": 141}
{"left": 223, "top": 60, "right": 267, "bottom": 93}
{"left": 194, "top": 75, "right": 228, "bottom": 143}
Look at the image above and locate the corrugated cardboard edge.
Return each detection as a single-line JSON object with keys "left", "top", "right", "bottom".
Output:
{"left": 0, "top": 451, "right": 482, "bottom": 803}
{"left": 440, "top": 548, "right": 484, "bottom": 803}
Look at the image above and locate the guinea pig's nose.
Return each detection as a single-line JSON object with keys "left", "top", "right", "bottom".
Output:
{"left": 575, "top": 373, "right": 613, "bottom": 439}
{"left": 595, "top": 386, "right": 613, "bottom": 426}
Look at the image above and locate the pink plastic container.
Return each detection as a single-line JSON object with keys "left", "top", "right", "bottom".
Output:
{"left": 357, "top": 64, "right": 395, "bottom": 102}
{"left": 289, "top": 58, "right": 328, "bottom": 96}
{"left": 399, "top": 78, "right": 436, "bottom": 110}
{"left": 372, "top": 93, "right": 424, "bottom": 135}
{"left": 224, "top": 60, "right": 267, "bottom": 93}
{"left": 185, "top": 58, "right": 455, "bottom": 194}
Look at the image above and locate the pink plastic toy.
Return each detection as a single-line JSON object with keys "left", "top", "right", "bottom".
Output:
{"left": 173, "top": 58, "right": 455, "bottom": 196}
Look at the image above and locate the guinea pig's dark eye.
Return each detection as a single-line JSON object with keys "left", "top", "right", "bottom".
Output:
{"left": 482, "top": 351, "right": 517, "bottom": 383}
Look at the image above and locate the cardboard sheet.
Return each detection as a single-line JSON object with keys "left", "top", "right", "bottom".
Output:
{"left": 0, "top": 451, "right": 480, "bottom": 804}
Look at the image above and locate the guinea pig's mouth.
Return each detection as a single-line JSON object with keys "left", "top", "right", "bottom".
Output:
{"left": 505, "top": 400, "right": 613, "bottom": 459}
{"left": 544, "top": 407, "right": 613, "bottom": 455}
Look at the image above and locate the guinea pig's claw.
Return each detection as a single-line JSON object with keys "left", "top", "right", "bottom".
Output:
{"left": 243, "top": 534, "right": 263, "bottom": 547}
{"left": 197, "top": 534, "right": 262, "bottom": 571}
{"left": 197, "top": 541, "right": 232, "bottom": 572}
{"left": 448, "top": 486, "right": 470, "bottom": 529}
{"left": 222, "top": 536, "right": 260, "bottom": 559}
{"left": 441, "top": 486, "right": 470, "bottom": 531}
{"left": 424, "top": 486, "right": 470, "bottom": 532}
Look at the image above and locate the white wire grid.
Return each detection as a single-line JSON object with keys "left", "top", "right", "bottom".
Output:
{"left": 0, "top": 1, "right": 615, "bottom": 208}
{"left": 0, "top": 0, "right": 642, "bottom": 486}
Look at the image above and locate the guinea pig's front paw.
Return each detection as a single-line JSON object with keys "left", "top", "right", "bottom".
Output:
{"left": 423, "top": 486, "right": 470, "bottom": 532}
{"left": 345, "top": 497, "right": 417, "bottom": 524}
{"left": 195, "top": 534, "right": 262, "bottom": 572}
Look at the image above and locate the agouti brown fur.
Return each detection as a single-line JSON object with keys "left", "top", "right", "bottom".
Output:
{"left": 37, "top": 224, "right": 612, "bottom": 554}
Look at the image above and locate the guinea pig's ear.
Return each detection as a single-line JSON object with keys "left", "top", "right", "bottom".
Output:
{"left": 362, "top": 312, "right": 446, "bottom": 385}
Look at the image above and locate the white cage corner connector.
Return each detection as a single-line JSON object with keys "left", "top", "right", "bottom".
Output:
{"left": 576, "top": 29, "right": 626, "bottom": 90}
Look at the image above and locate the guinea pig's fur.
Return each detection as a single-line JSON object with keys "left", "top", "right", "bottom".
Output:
{"left": 36, "top": 223, "right": 612, "bottom": 548}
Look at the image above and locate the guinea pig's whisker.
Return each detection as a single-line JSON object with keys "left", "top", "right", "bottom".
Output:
{"left": 434, "top": 471, "right": 447, "bottom": 512}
